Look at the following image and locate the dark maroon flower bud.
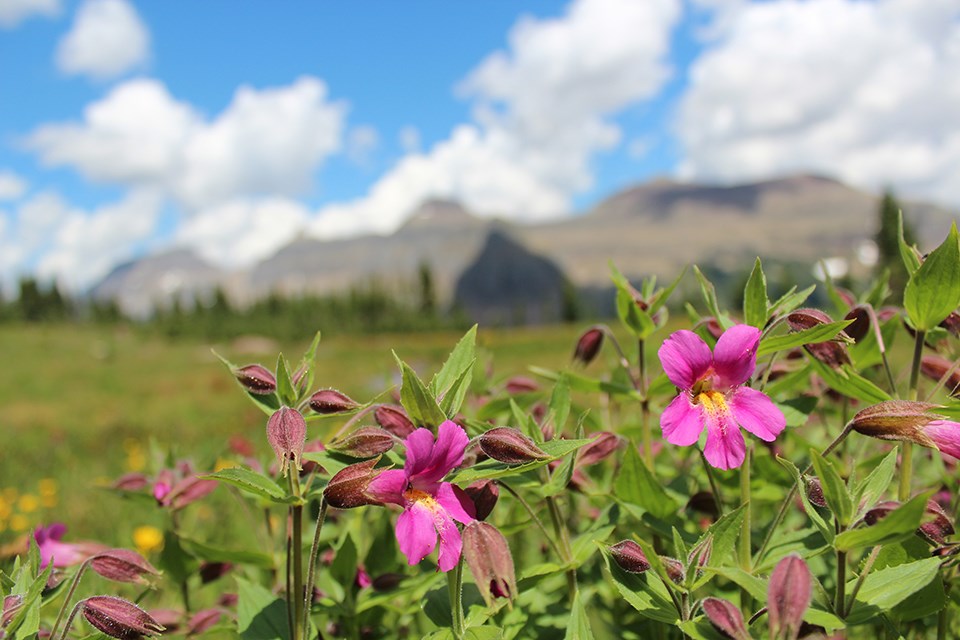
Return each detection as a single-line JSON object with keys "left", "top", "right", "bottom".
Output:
{"left": 942, "top": 311, "right": 960, "bottom": 338}
{"left": 834, "top": 287, "right": 857, "bottom": 309}
{"left": 504, "top": 376, "right": 539, "bottom": 394}
{"left": 572, "top": 327, "right": 604, "bottom": 365}
{"left": 806, "top": 477, "right": 827, "bottom": 508}
{"left": 186, "top": 608, "right": 223, "bottom": 636}
{"left": 608, "top": 540, "right": 650, "bottom": 574}
{"left": 863, "top": 501, "right": 899, "bottom": 526}
{"left": 843, "top": 305, "right": 872, "bottom": 343}
{"left": 767, "top": 554, "right": 812, "bottom": 640}
{"left": 703, "top": 317, "right": 724, "bottom": 340}
{"left": 111, "top": 473, "right": 150, "bottom": 492}
{"left": 81, "top": 596, "right": 165, "bottom": 639}
{"left": 462, "top": 522, "right": 517, "bottom": 607}
{"left": 920, "top": 499, "right": 955, "bottom": 545}
{"left": 660, "top": 556, "right": 684, "bottom": 584}
{"left": 199, "top": 562, "right": 233, "bottom": 584}
{"left": 464, "top": 479, "right": 499, "bottom": 521}
{"left": 920, "top": 355, "right": 960, "bottom": 398}
{"left": 327, "top": 427, "right": 395, "bottom": 458}
{"left": 308, "top": 389, "right": 360, "bottom": 414}
{"left": 162, "top": 476, "right": 219, "bottom": 510}
{"left": 371, "top": 573, "right": 405, "bottom": 591}
{"left": 701, "top": 597, "right": 750, "bottom": 640}
{"left": 216, "top": 594, "right": 238, "bottom": 608}
{"left": 687, "top": 537, "right": 712, "bottom": 577}
{"left": 325, "top": 458, "right": 382, "bottom": 509}
{"left": 234, "top": 364, "right": 277, "bottom": 395}
{"left": 686, "top": 491, "right": 720, "bottom": 522}
{"left": 90, "top": 548, "right": 161, "bottom": 585}
{"left": 292, "top": 364, "right": 309, "bottom": 394}
{"left": 787, "top": 308, "right": 850, "bottom": 368}
{"left": 478, "top": 427, "right": 550, "bottom": 464}
{"left": 577, "top": 432, "right": 622, "bottom": 466}
{"left": 2, "top": 595, "right": 23, "bottom": 629}
{"left": 267, "top": 406, "right": 307, "bottom": 476}
{"left": 374, "top": 404, "right": 416, "bottom": 438}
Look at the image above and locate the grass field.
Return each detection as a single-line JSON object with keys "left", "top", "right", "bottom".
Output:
{"left": 0, "top": 322, "right": 584, "bottom": 549}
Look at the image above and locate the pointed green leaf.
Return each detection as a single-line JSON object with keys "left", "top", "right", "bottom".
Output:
{"left": 201, "top": 467, "right": 293, "bottom": 503}
{"left": 563, "top": 590, "right": 594, "bottom": 640}
{"left": 615, "top": 443, "right": 678, "bottom": 520}
{"left": 275, "top": 353, "right": 297, "bottom": 406}
{"left": 692, "top": 504, "right": 747, "bottom": 587}
{"left": 294, "top": 331, "right": 322, "bottom": 395}
{"left": 394, "top": 352, "right": 446, "bottom": 429}
{"left": 810, "top": 450, "right": 853, "bottom": 527}
{"left": 649, "top": 267, "right": 686, "bottom": 316}
{"left": 438, "top": 358, "right": 476, "bottom": 418}
{"left": 616, "top": 286, "right": 656, "bottom": 338}
{"left": 757, "top": 320, "right": 853, "bottom": 357}
{"left": 602, "top": 547, "right": 680, "bottom": 623}
{"left": 904, "top": 223, "right": 960, "bottom": 331}
{"left": 548, "top": 375, "right": 571, "bottom": 434}
{"left": 693, "top": 265, "right": 726, "bottom": 327}
{"left": 430, "top": 325, "right": 477, "bottom": 396}
{"left": 834, "top": 491, "right": 932, "bottom": 552}
{"left": 178, "top": 537, "right": 274, "bottom": 567}
{"left": 845, "top": 557, "right": 941, "bottom": 625}
{"left": 808, "top": 359, "right": 891, "bottom": 404}
{"left": 898, "top": 210, "right": 922, "bottom": 276}
{"left": 743, "top": 257, "right": 768, "bottom": 329}
{"left": 853, "top": 448, "right": 898, "bottom": 509}
{"left": 777, "top": 457, "right": 833, "bottom": 543}
{"left": 768, "top": 284, "right": 816, "bottom": 319}
{"left": 237, "top": 577, "right": 290, "bottom": 640}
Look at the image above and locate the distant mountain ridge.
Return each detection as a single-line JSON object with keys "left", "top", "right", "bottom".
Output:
{"left": 91, "top": 174, "right": 959, "bottom": 319}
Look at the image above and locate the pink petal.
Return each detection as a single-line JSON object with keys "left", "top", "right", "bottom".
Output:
{"left": 658, "top": 330, "right": 712, "bottom": 389}
{"left": 712, "top": 325, "right": 760, "bottom": 389}
{"left": 403, "top": 428, "right": 437, "bottom": 479}
{"left": 434, "top": 507, "right": 464, "bottom": 572}
{"left": 926, "top": 421, "right": 960, "bottom": 459}
{"left": 703, "top": 402, "right": 746, "bottom": 470}
{"left": 412, "top": 420, "right": 469, "bottom": 488}
{"left": 729, "top": 387, "right": 785, "bottom": 442}
{"left": 435, "top": 483, "right": 476, "bottom": 524}
{"left": 395, "top": 502, "right": 438, "bottom": 566}
{"left": 660, "top": 394, "right": 705, "bottom": 446}
{"left": 365, "top": 469, "right": 407, "bottom": 505}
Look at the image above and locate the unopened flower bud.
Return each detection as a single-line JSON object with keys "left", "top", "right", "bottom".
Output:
{"left": 478, "top": 427, "right": 550, "bottom": 464}
{"left": 767, "top": 554, "right": 812, "bottom": 640}
{"left": 199, "top": 562, "right": 233, "bottom": 584}
{"left": 308, "top": 389, "right": 360, "bottom": 414}
{"left": 660, "top": 556, "right": 684, "bottom": 584}
{"left": 162, "top": 476, "right": 218, "bottom": 510}
{"left": 920, "top": 499, "right": 955, "bottom": 545}
{"left": 111, "top": 473, "right": 150, "bottom": 492}
{"left": 686, "top": 491, "right": 720, "bottom": 521}
{"left": 504, "top": 376, "right": 539, "bottom": 394}
{"left": 942, "top": 311, "right": 960, "bottom": 338}
{"left": 374, "top": 404, "right": 416, "bottom": 438}
{"left": 81, "top": 596, "right": 165, "bottom": 639}
{"left": 577, "top": 432, "right": 622, "bottom": 466}
{"left": 850, "top": 400, "right": 960, "bottom": 459}
{"left": 687, "top": 537, "right": 712, "bottom": 579}
{"left": 234, "top": 364, "right": 277, "bottom": 395}
{"left": 327, "top": 427, "right": 395, "bottom": 458}
{"left": 701, "top": 597, "right": 750, "bottom": 640}
{"left": 2, "top": 595, "right": 23, "bottom": 629}
{"left": 787, "top": 308, "right": 850, "bottom": 368}
{"left": 920, "top": 355, "right": 960, "bottom": 398}
{"left": 462, "top": 522, "right": 517, "bottom": 607}
{"left": 608, "top": 540, "right": 650, "bottom": 574}
{"left": 572, "top": 327, "right": 604, "bottom": 365}
{"left": 266, "top": 406, "right": 307, "bottom": 477}
{"left": 90, "top": 549, "right": 160, "bottom": 584}
{"left": 186, "top": 609, "right": 223, "bottom": 636}
{"left": 355, "top": 565, "right": 372, "bottom": 589}
{"left": 863, "top": 501, "right": 899, "bottom": 526}
{"left": 806, "top": 477, "right": 827, "bottom": 508}
{"left": 371, "top": 573, "right": 405, "bottom": 591}
{"left": 843, "top": 305, "right": 872, "bottom": 343}
{"left": 464, "top": 479, "right": 499, "bottom": 521}
{"left": 292, "top": 365, "right": 309, "bottom": 393}
{"left": 325, "top": 458, "right": 382, "bottom": 509}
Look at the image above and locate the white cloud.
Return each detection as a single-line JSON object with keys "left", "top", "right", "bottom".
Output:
{"left": 56, "top": 0, "right": 150, "bottom": 80}
{"left": 0, "top": 0, "right": 59, "bottom": 28}
{"left": 0, "top": 171, "right": 27, "bottom": 200}
{"left": 311, "top": 0, "right": 681, "bottom": 237}
{"left": 346, "top": 125, "right": 379, "bottom": 167}
{"left": 398, "top": 126, "right": 422, "bottom": 154}
{"left": 676, "top": 0, "right": 960, "bottom": 206}
{"left": 174, "top": 198, "right": 310, "bottom": 268}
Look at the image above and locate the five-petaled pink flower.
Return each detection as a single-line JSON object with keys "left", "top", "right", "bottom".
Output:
{"left": 658, "top": 324, "right": 785, "bottom": 470}
{"left": 366, "top": 420, "right": 476, "bottom": 572}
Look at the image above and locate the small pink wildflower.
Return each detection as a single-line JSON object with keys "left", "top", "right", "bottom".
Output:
{"left": 366, "top": 420, "right": 476, "bottom": 572}
{"left": 33, "top": 524, "right": 105, "bottom": 569}
{"left": 658, "top": 324, "right": 785, "bottom": 470}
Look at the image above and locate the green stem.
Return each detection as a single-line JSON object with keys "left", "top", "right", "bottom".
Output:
{"left": 288, "top": 473, "right": 304, "bottom": 640}
{"left": 739, "top": 447, "right": 752, "bottom": 616}
{"left": 844, "top": 545, "right": 880, "bottom": 618}
{"left": 56, "top": 601, "right": 84, "bottom": 640}
{"left": 302, "top": 499, "right": 329, "bottom": 640}
{"left": 835, "top": 548, "right": 847, "bottom": 616}
{"left": 639, "top": 338, "right": 654, "bottom": 468}
{"left": 448, "top": 556, "right": 466, "bottom": 639}
{"left": 698, "top": 449, "right": 724, "bottom": 517}
{"left": 900, "top": 329, "right": 926, "bottom": 502}
{"left": 50, "top": 559, "right": 90, "bottom": 640}
{"left": 499, "top": 481, "right": 565, "bottom": 560}
{"left": 545, "top": 495, "right": 578, "bottom": 603}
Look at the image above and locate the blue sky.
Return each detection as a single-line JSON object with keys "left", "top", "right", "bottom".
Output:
{"left": 0, "top": 0, "right": 958, "bottom": 292}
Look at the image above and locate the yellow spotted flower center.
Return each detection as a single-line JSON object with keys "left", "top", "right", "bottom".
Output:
{"left": 403, "top": 488, "right": 440, "bottom": 512}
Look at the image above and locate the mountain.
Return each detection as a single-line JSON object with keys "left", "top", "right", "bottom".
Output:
{"left": 91, "top": 175, "right": 959, "bottom": 319}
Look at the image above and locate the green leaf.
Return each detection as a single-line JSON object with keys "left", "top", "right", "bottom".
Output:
{"left": 898, "top": 210, "right": 922, "bottom": 276}
{"left": 743, "top": 257, "right": 768, "bottom": 329}
{"left": 448, "top": 438, "right": 594, "bottom": 484}
{"left": 693, "top": 265, "right": 726, "bottom": 327}
{"left": 438, "top": 359, "right": 476, "bottom": 418}
{"left": 178, "top": 537, "right": 274, "bottom": 567}
{"left": 602, "top": 548, "right": 679, "bottom": 623}
{"left": 5, "top": 562, "right": 51, "bottom": 638}
{"left": 648, "top": 267, "right": 686, "bottom": 316}
{"left": 430, "top": 325, "right": 477, "bottom": 411}
{"left": 810, "top": 450, "right": 853, "bottom": 527}
{"left": 294, "top": 331, "right": 322, "bottom": 395}
{"left": 691, "top": 504, "right": 747, "bottom": 588}
{"left": 394, "top": 352, "right": 446, "bottom": 429}
{"left": 158, "top": 529, "right": 198, "bottom": 585}
{"left": 528, "top": 366, "right": 643, "bottom": 401}
{"left": 275, "top": 353, "right": 297, "bottom": 407}
{"left": 614, "top": 443, "right": 678, "bottom": 520}
{"left": 904, "top": 223, "right": 960, "bottom": 331}
{"left": 330, "top": 532, "right": 359, "bottom": 588}
{"left": 548, "top": 375, "right": 571, "bottom": 434}
{"left": 465, "top": 627, "right": 503, "bottom": 640}
{"left": 201, "top": 467, "right": 293, "bottom": 504}
{"left": 616, "top": 286, "right": 656, "bottom": 339}
{"left": 834, "top": 491, "right": 932, "bottom": 552}
{"left": 853, "top": 448, "right": 898, "bottom": 509}
{"left": 563, "top": 590, "right": 593, "bottom": 640}
{"left": 767, "top": 284, "right": 816, "bottom": 319}
{"left": 757, "top": 320, "right": 853, "bottom": 357}
{"left": 777, "top": 457, "right": 833, "bottom": 544}
{"left": 237, "top": 577, "right": 290, "bottom": 640}
{"left": 845, "top": 557, "right": 942, "bottom": 625}
{"left": 808, "top": 358, "right": 891, "bottom": 404}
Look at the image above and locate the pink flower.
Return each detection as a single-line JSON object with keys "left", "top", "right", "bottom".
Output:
{"left": 658, "top": 325, "right": 785, "bottom": 470}
{"left": 33, "top": 524, "right": 106, "bottom": 569}
{"left": 366, "top": 420, "right": 476, "bottom": 572}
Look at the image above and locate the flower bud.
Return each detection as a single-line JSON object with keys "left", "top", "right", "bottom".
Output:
{"left": 327, "top": 427, "right": 395, "bottom": 458}
{"left": 787, "top": 308, "right": 850, "bottom": 368}
{"left": 687, "top": 537, "right": 712, "bottom": 580}
{"left": 355, "top": 565, "right": 372, "bottom": 589}
{"left": 843, "top": 305, "right": 872, "bottom": 343}
{"left": 920, "top": 355, "right": 960, "bottom": 398}
{"left": 478, "top": 427, "right": 550, "bottom": 464}
{"left": 90, "top": 549, "right": 160, "bottom": 585}
{"left": 863, "top": 500, "right": 899, "bottom": 526}
{"left": 701, "top": 597, "right": 750, "bottom": 640}
{"left": 111, "top": 473, "right": 150, "bottom": 492}
{"left": 186, "top": 609, "right": 223, "bottom": 636}
{"left": 850, "top": 400, "right": 960, "bottom": 459}
{"left": 308, "top": 389, "right": 360, "bottom": 414}
{"left": 920, "top": 499, "right": 955, "bottom": 545}
{"left": 162, "top": 476, "right": 218, "bottom": 510}
{"left": 371, "top": 573, "right": 405, "bottom": 591}
{"left": 686, "top": 491, "right": 720, "bottom": 522}
{"left": 324, "top": 458, "right": 382, "bottom": 509}
{"left": 660, "top": 556, "right": 684, "bottom": 584}
{"left": 462, "top": 522, "right": 517, "bottom": 607}
{"left": 81, "top": 596, "right": 165, "bottom": 639}
{"left": 572, "top": 327, "right": 604, "bottom": 365}
{"left": 767, "top": 554, "right": 812, "bottom": 640}
{"left": 504, "top": 376, "right": 539, "bottom": 394}
{"left": 464, "top": 479, "right": 499, "bottom": 521}
{"left": 806, "top": 477, "right": 827, "bottom": 508}
{"left": 374, "top": 404, "right": 416, "bottom": 438}
{"left": 234, "top": 364, "right": 277, "bottom": 395}
{"left": 608, "top": 540, "right": 650, "bottom": 573}
{"left": 199, "top": 562, "right": 232, "bottom": 584}
{"left": 2, "top": 595, "right": 23, "bottom": 629}
{"left": 292, "top": 364, "right": 309, "bottom": 394}
{"left": 942, "top": 311, "right": 960, "bottom": 338}
{"left": 266, "top": 406, "right": 307, "bottom": 476}
{"left": 577, "top": 432, "right": 622, "bottom": 466}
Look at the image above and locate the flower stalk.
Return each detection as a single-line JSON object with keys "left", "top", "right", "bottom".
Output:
{"left": 448, "top": 556, "right": 466, "bottom": 639}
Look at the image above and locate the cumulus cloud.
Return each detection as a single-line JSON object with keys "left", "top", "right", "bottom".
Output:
{"left": 56, "top": 0, "right": 150, "bottom": 80}
{"left": 0, "top": 0, "right": 59, "bottom": 28}
{"left": 676, "top": 0, "right": 960, "bottom": 206}
{"left": 0, "top": 171, "right": 27, "bottom": 200}
{"left": 311, "top": 0, "right": 681, "bottom": 237}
